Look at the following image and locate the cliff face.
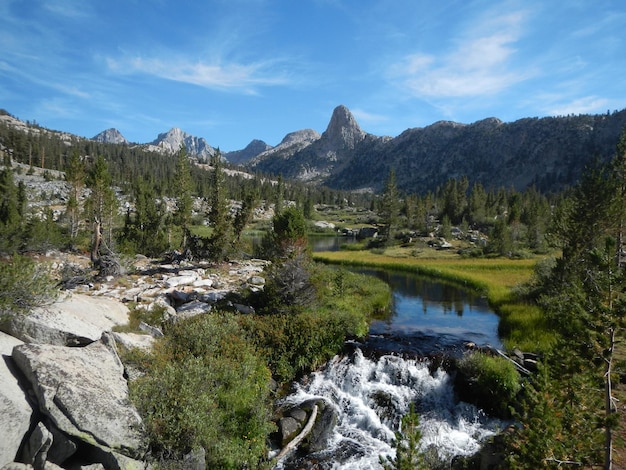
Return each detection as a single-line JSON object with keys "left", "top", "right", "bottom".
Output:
{"left": 250, "top": 107, "right": 626, "bottom": 193}
{"left": 92, "top": 128, "right": 128, "bottom": 145}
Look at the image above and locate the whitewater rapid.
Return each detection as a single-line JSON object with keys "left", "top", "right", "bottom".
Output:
{"left": 277, "top": 347, "right": 506, "bottom": 469}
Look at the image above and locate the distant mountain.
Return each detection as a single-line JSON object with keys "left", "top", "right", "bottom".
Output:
{"left": 92, "top": 128, "right": 128, "bottom": 145}
{"left": 149, "top": 128, "right": 215, "bottom": 161}
{"left": 249, "top": 105, "right": 626, "bottom": 193}
{"left": 6, "top": 105, "right": 626, "bottom": 195}
{"left": 249, "top": 105, "right": 382, "bottom": 181}
{"left": 224, "top": 139, "right": 272, "bottom": 165}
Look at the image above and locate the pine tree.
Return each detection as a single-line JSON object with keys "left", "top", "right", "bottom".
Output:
{"left": 65, "top": 150, "right": 85, "bottom": 244}
{"left": 380, "top": 403, "right": 425, "bottom": 470}
{"left": 85, "top": 155, "right": 117, "bottom": 268}
{"left": 380, "top": 168, "right": 400, "bottom": 245}
{"left": 521, "top": 158, "right": 626, "bottom": 469}
{"left": 0, "top": 168, "right": 24, "bottom": 253}
{"left": 173, "top": 146, "right": 194, "bottom": 250}
{"left": 207, "top": 150, "right": 231, "bottom": 262}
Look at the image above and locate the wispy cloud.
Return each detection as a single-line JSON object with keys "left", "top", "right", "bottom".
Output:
{"left": 43, "top": 0, "right": 93, "bottom": 19}
{"left": 546, "top": 96, "right": 610, "bottom": 116}
{"left": 351, "top": 108, "right": 388, "bottom": 125}
{"left": 389, "top": 8, "right": 533, "bottom": 98}
{"left": 106, "top": 55, "right": 291, "bottom": 94}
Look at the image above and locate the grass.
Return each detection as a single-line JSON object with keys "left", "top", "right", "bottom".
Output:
{"left": 313, "top": 248, "right": 556, "bottom": 353}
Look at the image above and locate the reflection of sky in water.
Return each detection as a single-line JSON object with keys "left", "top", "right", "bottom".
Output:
{"left": 360, "top": 269, "right": 501, "bottom": 349}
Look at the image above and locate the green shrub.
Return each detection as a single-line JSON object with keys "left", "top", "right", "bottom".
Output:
{"left": 130, "top": 313, "right": 274, "bottom": 469}
{"left": 0, "top": 254, "right": 58, "bottom": 319}
{"left": 456, "top": 352, "right": 521, "bottom": 418}
{"left": 241, "top": 264, "right": 391, "bottom": 383}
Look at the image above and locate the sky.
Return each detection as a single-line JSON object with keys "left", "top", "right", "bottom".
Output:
{"left": 1, "top": 0, "right": 625, "bottom": 152}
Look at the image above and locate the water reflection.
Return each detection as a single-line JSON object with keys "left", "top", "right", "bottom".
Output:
{"left": 352, "top": 268, "right": 501, "bottom": 357}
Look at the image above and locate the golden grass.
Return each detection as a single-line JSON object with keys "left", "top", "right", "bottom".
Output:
{"left": 313, "top": 249, "right": 555, "bottom": 352}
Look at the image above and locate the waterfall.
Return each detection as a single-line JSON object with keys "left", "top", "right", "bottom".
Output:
{"left": 277, "top": 347, "right": 506, "bottom": 469}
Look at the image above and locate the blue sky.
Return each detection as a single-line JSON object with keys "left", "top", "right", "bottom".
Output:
{"left": 1, "top": 0, "right": 624, "bottom": 152}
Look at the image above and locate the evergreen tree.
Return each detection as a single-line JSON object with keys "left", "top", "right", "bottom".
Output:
{"left": 0, "top": 168, "right": 24, "bottom": 253}
{"left": 207, "top": 150, "right": 232, "bottom": 262}
{"left": 380, "top": 404, "right": 425, "bottom": 470}
{"left": 65, "top": 150, "right": 85, "bottom": 244}
{"left": 614, "top": 126, "right": 626, "bottom": 267}
{"left": 273, "top": 174, "right": 285, "bottom": 215}
{"left": 512, "top": 158, "right": 626, "bottom": 469}
{"left": 120, "top": 180, "right": 169, "bottom": 257}
{"left": 468, "top": 182, "right": 487, "bottom": 224}
{"left": 85, "top": 155, "right": 117, "bottom": 268}
{"left": 380, "top": 168, "right": 400, "bottom": 244}
{"left": 233, "top": 188, "right": 257, "bottom": 245}
{"left": 173, "top": 146, "right": 193, "bottom": 250}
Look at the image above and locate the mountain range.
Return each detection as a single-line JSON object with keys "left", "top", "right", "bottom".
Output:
{"left": 4, "top": 104, "right": 625, "bottom": 195}
{"left": 91, "top": 105, "right": 626, "bottom": 194}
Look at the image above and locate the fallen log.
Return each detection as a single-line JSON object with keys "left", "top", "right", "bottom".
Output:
{"left": 274, "top": 404, "right": 319, "bottom": 462}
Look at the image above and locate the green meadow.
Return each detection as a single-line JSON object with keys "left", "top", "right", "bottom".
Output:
{"left": 313, "top": 248, "right": 555, "bottom": 353}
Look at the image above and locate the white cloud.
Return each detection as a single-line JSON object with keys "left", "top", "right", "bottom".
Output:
{"left": 107, "top": 55, "right": 291, "bottom": 94}
{"left": 351, "top": 108, "right": 388, "bottom": 125}
{"left": 547, "top": 96, "right": 610, "bottom": 116}
{"left": 389, "top": 8, "right": 533, "bottom": 98}
{"left": 43, "top": 0, "right": 92, "bottom": 19}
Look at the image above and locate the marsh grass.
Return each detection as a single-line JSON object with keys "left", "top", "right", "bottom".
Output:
{"left": 313, "top": 250, "right": 555, "bottom": 352}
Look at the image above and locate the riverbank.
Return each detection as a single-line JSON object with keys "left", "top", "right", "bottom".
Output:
{"left": 312, "top": 249, "right": 554, "bottom": 353}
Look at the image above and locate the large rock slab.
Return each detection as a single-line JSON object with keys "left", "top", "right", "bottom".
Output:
{"left": 0, "top": 332, "right": 33, "bottom": 468}
{"left": 1, "top": 294, "right": 129, "bottom": 346}
{"left": 11, "top": 333, "right": 147, "bottom": 458}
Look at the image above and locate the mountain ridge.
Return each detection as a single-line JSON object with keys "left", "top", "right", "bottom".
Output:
{"left": 7, "top": 106, "right": 626, "bottom": 194}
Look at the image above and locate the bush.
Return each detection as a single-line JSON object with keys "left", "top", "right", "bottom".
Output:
{"left": 0, "top": 254, "right": 58, "bottom": 319}
{"left": 241, "top": 264, "right": 391, "bottom": 382}
{"left": 130, "top": 313, "right": 274, "bottom": 469}
{"left": 456, "top": 352, "right": 521, "bottom": 418}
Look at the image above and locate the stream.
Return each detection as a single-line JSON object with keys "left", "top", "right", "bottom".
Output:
{"left": 277, "top": 238, "right": 507, "bottom": 468}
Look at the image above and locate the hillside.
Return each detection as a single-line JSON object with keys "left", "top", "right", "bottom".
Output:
{"left": 250, "top": 106, "right": 626, "bottom": 193}
{"left": 3, "top": 106, "right": 626, "bottom": 195}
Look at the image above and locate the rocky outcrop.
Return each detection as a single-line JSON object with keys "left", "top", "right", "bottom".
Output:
{"left": 0, "top": 332, "right": 32, "bottom": 469}
{"left": 1, "top": 294, "right": 129, "bottom": 346}
{"left": 92, "top": 129, "right": 128, "bottom": 145}
{"left": 12, "top": 332, "right": 147, "bottom": 457}
{"left": 251, "top": 106, "right": 382, "bottom": 183}
{"left": 224, "top": 139, "right": 273, "bottom": 165}
{"left": 150, "top": 127, "right": 215, "bottom": 161}
{"left": 0, "top": 254, "right": 271, "bottom": 469}
{"left": 249, "top": 105, "right": 626, "bottom": 193}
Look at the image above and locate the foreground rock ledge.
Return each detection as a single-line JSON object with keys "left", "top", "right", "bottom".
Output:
{"left": 11, "top": 332, "right": 148, "bottom": 459}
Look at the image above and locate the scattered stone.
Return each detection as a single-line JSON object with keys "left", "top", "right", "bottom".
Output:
{"left": 138, "top": 322, "right": 163, "bottom": 338}
{"left": 279, "top": 417, "right": 301, "bottom": 447}
{"left": 21, "top": 422, "right": 52, "bottom": 469}
{"left": 175, "top": 301, "right": 212, "bottom": 319}
{"left": 192, "top": 278, "right": 213, "bottom": 288}
{"left": 233, "top": 303, "right": 255, "bottom": 315}
{"left": 247, "top": 276, "right": 265, "bottom": 286}
{"left": 112, "top": 332, "right": 155, "bottom": 352}
{"left": 165, "top": 273, "right": 198, "bottom": 287}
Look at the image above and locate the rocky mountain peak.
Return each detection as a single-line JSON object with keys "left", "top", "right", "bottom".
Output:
{"left": 152, "top": 127, "right": 215, "bottom": 160}
{"left": 280, "top": 129, "right": 321, "bottom": 146}
{"left": 322, "top": 105, "right": 365, "bottom": 150}
{"left": 225, "top": 139, "right": 273, "bottom": 165}
{"left": 92, "top": 128, "right": 128, "bottom": 144}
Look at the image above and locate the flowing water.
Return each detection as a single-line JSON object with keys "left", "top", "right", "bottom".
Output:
{"left": 277, "top": 261, "right": 507, "bottom": 469}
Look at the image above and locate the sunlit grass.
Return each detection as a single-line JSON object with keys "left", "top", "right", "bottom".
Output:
{"left": 313, "top": 249, "right": 555, "bottom": 352}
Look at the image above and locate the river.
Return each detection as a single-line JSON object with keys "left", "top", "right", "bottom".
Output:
{"left": 276, "top": 237, "right": 506, "bottom": 469}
